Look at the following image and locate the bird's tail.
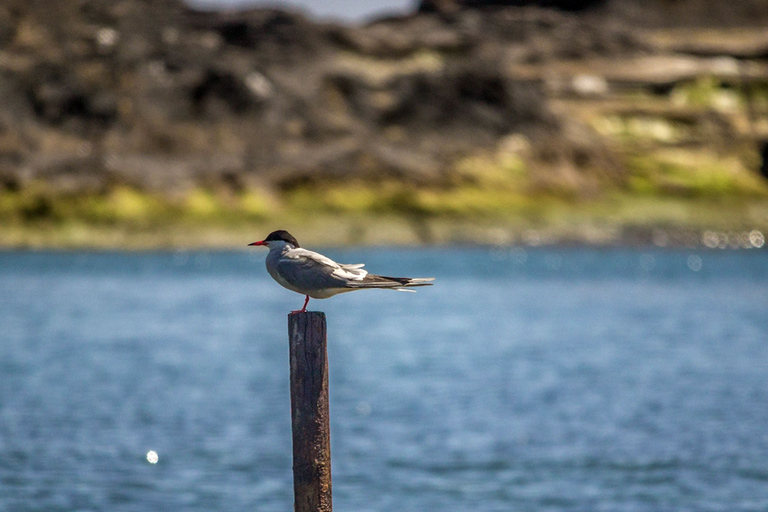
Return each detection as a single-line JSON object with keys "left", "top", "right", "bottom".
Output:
{"left": 346, "top": 275, "right": 435, "bottom": 291}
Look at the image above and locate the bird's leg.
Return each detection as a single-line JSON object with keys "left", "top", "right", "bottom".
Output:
{"left": 291, "top": 295, "right": 310, "bottom": 314}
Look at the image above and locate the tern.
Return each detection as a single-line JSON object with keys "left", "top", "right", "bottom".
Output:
{"left": 248, "top": 230, "right": 434, "bottom": 313}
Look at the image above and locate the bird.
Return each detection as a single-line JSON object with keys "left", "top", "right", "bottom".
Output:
{"left": 248, "top": 230, "right": 434, "bottom": 313}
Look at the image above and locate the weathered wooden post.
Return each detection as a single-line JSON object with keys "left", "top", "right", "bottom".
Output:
{"left": 288, "top": 311, "right": 332, "bottom": 512}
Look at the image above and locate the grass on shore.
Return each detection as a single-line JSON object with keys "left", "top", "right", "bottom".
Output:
{"left": 1, "top": 142, "right": 767, "bottom": 248}
{"left": 1, "top": 188, "right": 767, "bottom": 249}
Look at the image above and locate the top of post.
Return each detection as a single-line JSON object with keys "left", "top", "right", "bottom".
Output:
{"left": 288, "top": 311, "right": 327, "bottom": 329}
{"left": 289, "top": 311, "right": 325, "bottom": 318}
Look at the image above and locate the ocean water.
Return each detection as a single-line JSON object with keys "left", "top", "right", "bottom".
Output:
{"left": 1, "top": 248, "right": 767, "bottom": 512}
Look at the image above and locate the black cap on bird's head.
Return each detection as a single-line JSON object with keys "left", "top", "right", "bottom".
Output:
{"left": 248, "top": 230, "right": 300, "bottom": 248}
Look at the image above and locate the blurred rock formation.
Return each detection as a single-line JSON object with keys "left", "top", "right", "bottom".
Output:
{"left": 0, "top": 0, "right": 766, "bottom": 197}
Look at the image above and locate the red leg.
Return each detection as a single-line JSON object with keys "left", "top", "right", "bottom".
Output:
{"left": 291, "top": 295, "right": 310, "bottom": 314}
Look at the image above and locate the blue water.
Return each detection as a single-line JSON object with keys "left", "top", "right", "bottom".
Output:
{"left": 1, "top": 248, "right": 767, "bottom": 512}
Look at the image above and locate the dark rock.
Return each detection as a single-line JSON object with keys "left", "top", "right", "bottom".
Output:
{"left": 25, "top": 65, "right": 118, "bottom": 130}
{"left": 186, "top": 8, "right": 326, "bottom": 65}
{"left": 420, "top": 0, "right": 768, "bottom": 26}
{"left": 760, "top": 141, "right": 768, "bottom": 181}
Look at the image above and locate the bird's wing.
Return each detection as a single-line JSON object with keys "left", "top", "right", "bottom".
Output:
{"left": 335, "top": 262, "right": 368, "bottom": 280}
{"left": 276, "top": 248, "right": 367, "bottom": 291}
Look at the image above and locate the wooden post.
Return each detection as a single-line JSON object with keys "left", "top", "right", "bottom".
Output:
{"left": 288, "top": 312, "right": 332, "bottom": 512}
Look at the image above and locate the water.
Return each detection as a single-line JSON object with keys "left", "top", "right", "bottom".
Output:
{"left": 1, "top": 248, "right": 767, "bottom": 512}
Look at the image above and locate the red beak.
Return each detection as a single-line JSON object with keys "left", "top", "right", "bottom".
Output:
{"left": 248, "top": 240, "right": 266, "bottom": 246}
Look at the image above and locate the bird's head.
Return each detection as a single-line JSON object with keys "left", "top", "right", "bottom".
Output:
{"left": 248, "top": 230, "right": 300, "bottom": 248}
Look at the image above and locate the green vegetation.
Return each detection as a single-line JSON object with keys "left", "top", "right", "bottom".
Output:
{"left": 670, "top": 77, "right": 742, "bottom": 111}
{"left": 627, "top": 149, "right": 768, "bottom": 197}
{"left": 280, "top": 152, "right": 532, "bottom": 219}
{"left": 0, "top": 184, "right": 276, "bottom": 226}
{"left": 2, "top": 144, "right": 767, "bottom": 248}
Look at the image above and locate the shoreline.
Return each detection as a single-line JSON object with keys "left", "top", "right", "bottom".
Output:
{"left": 1, "top": 215, "right": 764, "bottom": 251}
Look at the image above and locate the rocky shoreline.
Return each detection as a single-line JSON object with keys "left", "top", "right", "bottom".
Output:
{"left": 0, "top": 0, "right": 767, "bottom": 246}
